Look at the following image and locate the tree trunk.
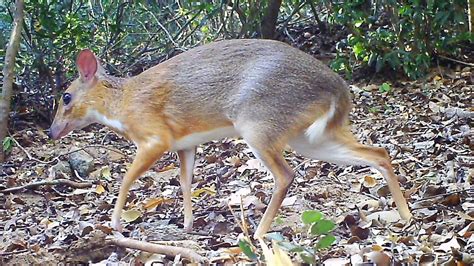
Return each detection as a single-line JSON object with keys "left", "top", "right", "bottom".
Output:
{"left": 261, "top": 0, "right": 282, "bottom": 39}
{"left": 0, "top": 0, "right": 24, "bottom": 162}
{"left": 469, "top": 0, "right": 474, "bottom": 33}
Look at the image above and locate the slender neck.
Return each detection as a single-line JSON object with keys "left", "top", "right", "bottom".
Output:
{"left": 90, "top": 76, "right": 127, "bottom": 134}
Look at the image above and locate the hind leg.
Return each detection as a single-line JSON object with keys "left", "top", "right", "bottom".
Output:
{"left": 290, "top": 129, "right": 412, "bottom": 220}
{"left": 238, "top": 127, "right": 295, "bottom": 238}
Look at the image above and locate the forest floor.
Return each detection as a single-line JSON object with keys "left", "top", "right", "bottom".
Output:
{"left": 0, "top": 33, "right": 473, "bottom": 264}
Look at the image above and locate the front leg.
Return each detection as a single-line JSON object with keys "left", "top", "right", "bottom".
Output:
{"left": 111, "top": 145, "right": 166, "bottom": 231}
{"left": 177, "top": 148, "right": 196, "bottom": 232}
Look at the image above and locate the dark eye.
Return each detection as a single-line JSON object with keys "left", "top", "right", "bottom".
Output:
{"left": 63, "top": 93, "right": 72, "bottom": 105}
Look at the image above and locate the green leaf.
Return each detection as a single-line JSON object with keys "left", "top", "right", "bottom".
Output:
{"left": 278, "top": 241, "right": 304, "bottom": 253}
{"left": 310, "top": 219, "right": 336, "bottom": 235}
{"left": 301, "top": 210, "right": 323, "bottom": 224}
{"left": 238, "top": 239, "right": 257, "bottom": 260}
{"left": 2, "top": 137, "right": 13, "bottom": 153}
{"left": 369, "top": 107, "right": 380, "bottom": 113}
{"left": 274, "top": 216, "right": 285, "bottom": 226}
{"left": 300, "top": 252, "right": 315, "bottom": 264}
{"left": 317, "top": 234, "right": 336, "bottom": 249}
{"left": 353, "top": 42, "right": 364, "bottom": 58}
{"left": 265, "top": 232, "right": 284, "bottom": 242}
{"left": 379, "top": 82, "right": 391, "bottom": 93}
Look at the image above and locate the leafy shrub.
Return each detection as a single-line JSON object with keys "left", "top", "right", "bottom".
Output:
{"left": 330, "top": 0, "right": 473, "bottom": 79}
{"left": 240, "top": 210, "right": 337, "bottom": 264}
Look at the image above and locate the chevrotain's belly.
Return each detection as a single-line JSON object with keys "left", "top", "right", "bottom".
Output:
{"left": 170, "top": 126, "right": 239, "bottom": 151}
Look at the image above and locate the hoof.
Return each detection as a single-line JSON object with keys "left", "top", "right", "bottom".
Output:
{"left": 111, "top": 220, "right": 123, "bottom": 232}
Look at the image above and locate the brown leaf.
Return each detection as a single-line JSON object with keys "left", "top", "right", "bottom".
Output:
{"left": 442, "top": 193, "right": 461, "bottom": 206}
{"left": 363, "top": 175, "right": 378, "bottom": 188}
{"left": 350, "top": 225, "right": 370, "bottom": 240}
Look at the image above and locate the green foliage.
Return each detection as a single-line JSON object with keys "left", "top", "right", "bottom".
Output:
{"left": 1, "top": 0, "right": 471, "bottom": 122}
{"left": 2, "top": 136, "right": 14, "bottom": 154}
{"left": 379, "top": 82, "right": 391, "bottom": 93}
{"left": 266, "top": 210, "right": 337, "bottom": 264}
{"left": 301, "top": 210, "right": 323, "bottom": 224}
{"left": 1, "top": 0, "right": 299, "bottom": 119}
{"left": 239, "top": 239, "right": 258, "bottom": 260}
{"left": 310, "top": 219, "right": 336, "bottom": 235}
{"left": 330, "top": 0, "right": 473, "bottom": 79}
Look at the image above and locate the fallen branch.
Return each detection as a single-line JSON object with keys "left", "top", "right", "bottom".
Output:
{"left": 11, "top": 134, "right": 126, "bottom": 164}
{"left": 437, "top": 54, "right": 474, "bottom": 67}
{"left": 0, "top": 178, "right": 93, "bottom": 193}
{"left": 108, "top": 236, "right": 206, "bottom": 263}
{"left": 11, "top": 135, "right": 55, "bottom": 164}
{"left": 0, "top": 249, "right": 28, "bottom": 256}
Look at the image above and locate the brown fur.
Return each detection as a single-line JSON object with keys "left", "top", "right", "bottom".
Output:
{"left": 50, "top": 39, "right": 410, "bottom": 237}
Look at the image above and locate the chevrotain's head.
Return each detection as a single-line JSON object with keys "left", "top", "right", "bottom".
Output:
{"left": 49, "top": 49, "right": 109, "bottom": 140}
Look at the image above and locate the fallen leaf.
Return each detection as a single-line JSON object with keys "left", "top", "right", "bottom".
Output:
{"left": 238, "top": 158, "right": 266, "bottom": 173}
{"left": 458, "top": 222, "right": 474, "bottom": 238}
{"left": 323, "top": 258, "right": 350, "bottom": 265}
{"left": 437, "top": 237, "right": 461, "bottom": 252}
{"left": 143, "top": 197, "right": 173, "bottom": 211}
{"left": 442, "top": 193, "right": 461, "bottom": 206}
{"left": 366, "top": 210, "right": 401, "bottom": 223}
{"left": 419, "top": 253, "right": 436, "bottom": 265}
{"left": 363, "top": 175, "right": 378, "bottom": 188}
{"left": 121, "top": 209, "right": 142, "bottom": 223}
{"left": 192, "top": 185, "right": 216, "bottom": 198}
{"left": 258, "top": 238, "right": 293, "bottom": 266}
{"left": 350, "top": 225, "right": 370, "bottom": 240}
{"left": 281, "top": 196, "right": 298, "bottom": 207}
{"left": 227, "top": 187, "right": 252, "bottom": 206}
{"left": 95, "top": 184, "right": 106, "bottom": 194}
{"left": 222, "top": 246, "right": 243, "bottom": 255}
{"left": 366, "top": 251, "right": 391, "bottom": 265}
{"left": 72, "top": 188, "right": 95, "bottom": 195}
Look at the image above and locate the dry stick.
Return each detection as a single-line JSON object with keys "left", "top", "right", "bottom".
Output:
{"left": 414, "top": 188, "right": 471, "bottom": 203}
{"left": 0, "top": 249, "right": 28, "bottom": 256}
{"left": 0, "top": 178, "right": 93, "bottom": 194}
{"left": 437, "top": 54, "right": 474, "bottom": 67}
{"left": 108, "top": 236, "right": 206, "bottom": 263}
{"left": 239, "top": 196, "right": 250, "bottom": 237}
{"left": 11, "top": 135, "right": 53, "bottom": 164}
{"left": 11, "top": 134, "right": 126, "bottom": 164}
{"left": 228, "top": 198, "right": 257, "bottom": 250}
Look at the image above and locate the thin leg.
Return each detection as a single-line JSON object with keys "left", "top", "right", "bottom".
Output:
{"left": 247, "top": 145, "right": 295, "bottom": 238}
{"left": 290, "top": 130, "right": 412, "bottom": 220}
{"left": 349, "top": 145, "right": 412, "bottom": 220}
{"left": 111, "top": 146, "right": 166, "bottom": 231}
{"left": 177, "top": 148, "right": 196, "bottom": 232}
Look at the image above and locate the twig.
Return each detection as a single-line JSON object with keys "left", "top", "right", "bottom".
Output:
{"left": 437, "top": 54, "right": 474, "bottom": 67}
{"left": 11, "top": 134, "right": 126, "bottom": 164}
{"left": 0, "top": 178, "right": 93, "bottom": 194}
{"left": 414, "top": 188, "right": 471, "bottom": 203}
{"left": 10, "top": 135, "right": 54, "bottom": 164}
{"left": 240, "top": 196, "right": 250, "bottom": 237}
{"left": 108, "top": 236, "right": 206, "bottom": 263}
{"left": 146, "top": 8, "right": 181, "bottom": 49}
{"left": 228, "top": 201, "right": 246, "bottom": 237}
{"left": 0, "top": 249, "right": 28, "bottom": 256}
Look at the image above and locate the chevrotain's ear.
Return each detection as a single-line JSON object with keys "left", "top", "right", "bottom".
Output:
{"left": 76, "top": 49, "right": 98, "bottom": 82}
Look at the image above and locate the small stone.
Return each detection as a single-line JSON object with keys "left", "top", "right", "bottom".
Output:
{"left": 303, "top": 32, "right": 312, "bottom": 38}
{"left": 68, "top": 149, "right": 94, "bottom": 178}
{"left": 51, "top": 161, "right": 72, "bottom": 176}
